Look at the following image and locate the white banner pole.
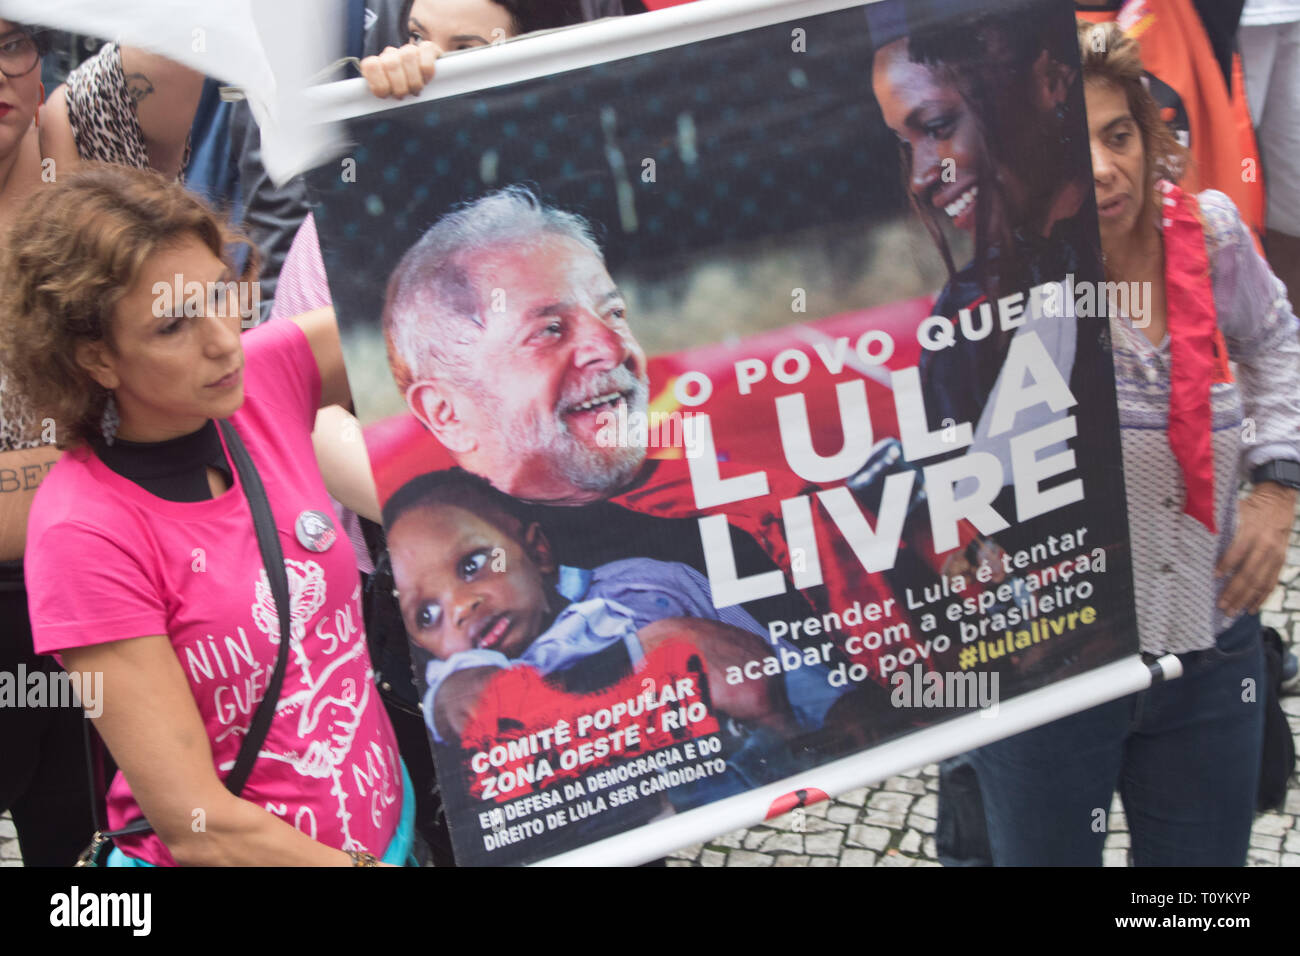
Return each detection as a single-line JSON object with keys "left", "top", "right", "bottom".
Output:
{"left": 302, "top": 0, "right": 891, "bottom": 124}
{"left": 536, "top": 654, "right": 1180, "bottom": 867}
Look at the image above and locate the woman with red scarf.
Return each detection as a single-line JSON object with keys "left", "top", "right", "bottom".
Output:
{"left": 963, "top": 20, "right": 1300, "bottom": 866}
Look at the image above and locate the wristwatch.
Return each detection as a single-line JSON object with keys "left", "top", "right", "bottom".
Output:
{"left": 1251, "top": 459, "right": 1300, "bottom": 491}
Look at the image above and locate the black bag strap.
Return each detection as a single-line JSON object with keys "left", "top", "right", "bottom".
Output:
{"left": 218, "top": 418, "right": 294, "bottom": 794}
{"left": 85, "top": 419, "right": 294, "bottom": 842}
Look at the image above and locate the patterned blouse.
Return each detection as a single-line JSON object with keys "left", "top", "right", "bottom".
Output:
{"left": 1109, "top": 190, "right": 1300, "bottom": 654}
{"left": 64, "top": 42, "right": 191, "bottom": 172}
{"left": 0, "top": 373, "right": 40, "bottom": 452}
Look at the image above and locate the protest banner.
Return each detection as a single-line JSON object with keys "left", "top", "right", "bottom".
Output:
{"left": 304, "top": 0, "right": 1145, "bottom": 866}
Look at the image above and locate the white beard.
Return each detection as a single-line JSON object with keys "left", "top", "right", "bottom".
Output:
{"left": 503, "top": 368, "right": 650, "bottom": 496}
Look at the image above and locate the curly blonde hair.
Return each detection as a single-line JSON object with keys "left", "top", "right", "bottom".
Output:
{"left": 1076, "top": 20, "right": 1192, "bottom": 216}
{"left": 0, "top": 164, "right": 258, "bottom": 448}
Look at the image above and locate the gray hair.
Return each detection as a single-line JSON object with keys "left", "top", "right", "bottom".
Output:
{"left": 383, "top": 185, "right": 604, "bottom": 393}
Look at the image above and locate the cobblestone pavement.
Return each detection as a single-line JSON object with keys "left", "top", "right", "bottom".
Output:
{"left": 5, "top": 517, "right": 1299, "bottom": 868}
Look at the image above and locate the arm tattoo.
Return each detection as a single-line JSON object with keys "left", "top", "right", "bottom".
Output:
{"left": 0, "top": 462, "right": 51, "bottom": 492}
{"left": 124, "top": 71, "right": 155, "bottom": 105}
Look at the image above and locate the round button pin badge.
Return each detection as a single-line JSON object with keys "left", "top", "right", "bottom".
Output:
{"left": 295, "top": 509, "right": 337, "bottom": 553}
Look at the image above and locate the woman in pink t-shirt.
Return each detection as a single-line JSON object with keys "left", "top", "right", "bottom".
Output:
{"left": 0, "top": 164, "right": 408, "bottom": 867}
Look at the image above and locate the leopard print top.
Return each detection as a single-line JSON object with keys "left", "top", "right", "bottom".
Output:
{"left": 65, "top": 42, "right": 164, "bottom": 169}
{"left": 0, "top": 372, "right": 40, "bottom": 451}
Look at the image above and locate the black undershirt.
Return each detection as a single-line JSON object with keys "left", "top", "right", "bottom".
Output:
{"left": 90, "top": 419, "right": 233, "bottom": 502}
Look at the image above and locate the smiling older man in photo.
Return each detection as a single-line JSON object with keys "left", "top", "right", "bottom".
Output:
{"left": 385, "top": 185, "right": 650, "bottom": 506}
{"left": 381, "top": 185, "right": 900, "bottom": 750}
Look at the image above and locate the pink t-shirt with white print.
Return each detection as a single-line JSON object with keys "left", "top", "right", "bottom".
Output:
{"left": 25, "top": 319, "right": 402, "bottom": 866}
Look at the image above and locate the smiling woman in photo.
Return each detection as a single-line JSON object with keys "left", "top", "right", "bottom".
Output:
{"left": 870, "top": 2, "right": 1091, "bottom": 304}
{"left": 867, "top": 0, "right": 1107, "bottom": 541}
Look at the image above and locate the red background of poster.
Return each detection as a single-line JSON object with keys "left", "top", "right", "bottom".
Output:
{"left": 364, "top": 296, "right": 932, "bottom": 501}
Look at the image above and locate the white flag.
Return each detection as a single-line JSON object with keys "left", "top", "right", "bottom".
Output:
{"left": 0, "top": 0, "right": 346, "bottom": 183}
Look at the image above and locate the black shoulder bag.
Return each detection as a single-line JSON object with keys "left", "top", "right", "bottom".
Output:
{"left": 1258, "top": 625, "right": 1296, "bottom": 811}
{"left": 76, "top": 420, "right": 294, "bottom": 866}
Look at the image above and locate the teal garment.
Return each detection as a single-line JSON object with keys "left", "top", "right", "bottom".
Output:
{"left": 107, "top": 760, "right": 416, "bottom": 866}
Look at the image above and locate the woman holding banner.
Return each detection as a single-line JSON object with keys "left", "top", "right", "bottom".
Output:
{"left": 1, "top": 165, "right": 414, "bottom": 866}
{"left": 962, "top": 20, "right": 1300, "bottom": 866}
{"left": 0, "top": 24, "right": 438, "bottom": 865}
{"left": 0, "top": 19, "right": 208, "bottom": 865}
{"left": 870, "top": 0, "right": 1119, "bottom": 866}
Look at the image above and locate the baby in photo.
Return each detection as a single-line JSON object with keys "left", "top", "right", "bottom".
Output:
{"left": 383, "top": 469, "right": 840, "bottom": 745}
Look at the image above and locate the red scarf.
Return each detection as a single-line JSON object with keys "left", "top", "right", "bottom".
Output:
{"left": 1158, "top": 179, "right": 1230, "bottom": 533}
